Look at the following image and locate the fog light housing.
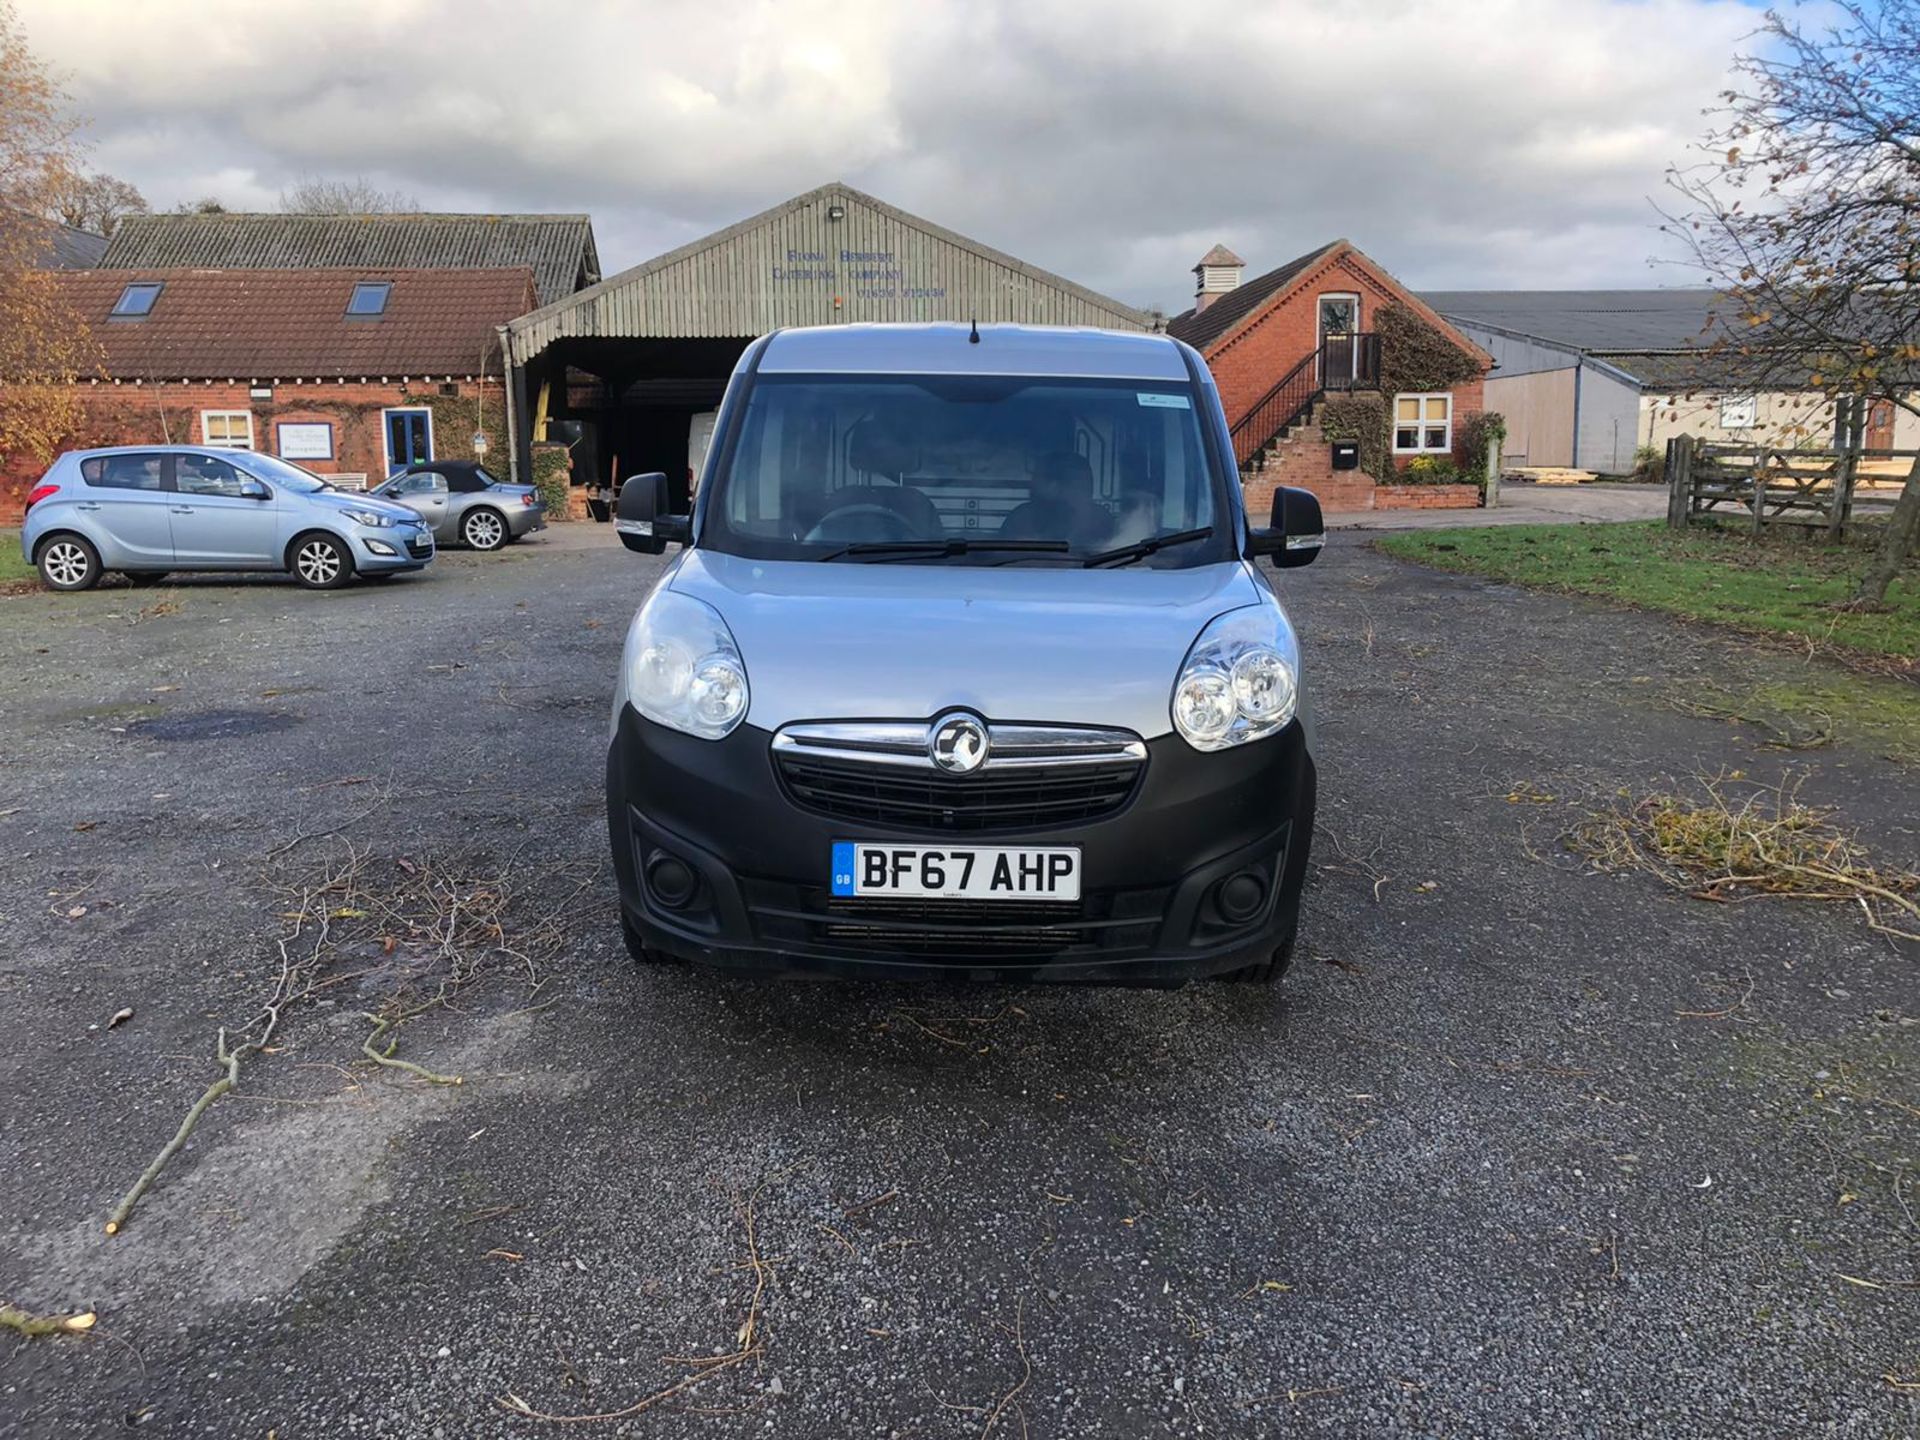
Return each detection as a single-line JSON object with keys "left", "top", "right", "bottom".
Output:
{"left": 645, "top": 852, "right": 699, "bottom": 910}
{"left": 364, "top": 539, "right": 397, "bottom": 557}
{"left": 1214, "top": 869, "right": 1268, "bottom": 926}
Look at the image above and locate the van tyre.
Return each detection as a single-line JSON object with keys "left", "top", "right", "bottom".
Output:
{"left": 291, "top": 533, "right": 353, "bottom": 589}
{"left": 462, "top": 508, "right": 507, "bottom": 551}
{"left": 621, "top": 916, "right": 682, "bottom": 967}
{"left": 37, "top": 535, "right": 101, "bottom": 592}
{"left": 1217, "top": 933, "right": 1295, "bottom": 986}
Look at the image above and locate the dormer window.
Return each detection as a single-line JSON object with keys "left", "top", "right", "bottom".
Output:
{"left": 111, "top": 282, "right": 163, "bottom": 319}
{"left": 346, "top": 281, "right": 392, "bottom": 317}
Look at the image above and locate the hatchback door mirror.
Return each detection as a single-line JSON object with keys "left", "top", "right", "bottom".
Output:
{"left": 616, "top": 471, "right": 689, "bottom": 554}
{"left": 238, "top": 477, "right": 271, "bottom": 501}
{"left": 1248, "top": 485, "right": 1324, "bottom": 567}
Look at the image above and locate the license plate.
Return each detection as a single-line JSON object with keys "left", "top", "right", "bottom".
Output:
{"left": 831, "top": 843, "right": 1081, "bottom": 901}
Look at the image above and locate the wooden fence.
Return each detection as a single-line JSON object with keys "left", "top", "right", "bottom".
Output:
{"left": 1666, "top": 434, "right": 1911, "bottom": 539}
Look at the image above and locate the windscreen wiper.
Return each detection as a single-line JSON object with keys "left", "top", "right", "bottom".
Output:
{"left": 819, "top": 538, "right": 1071, "bottom": 562}
{"left": 1081, "top": 527, "right": 1214, "bottom": 568}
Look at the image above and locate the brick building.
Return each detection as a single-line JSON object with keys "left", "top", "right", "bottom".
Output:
{"left": 1, "top": 266, "right": 534, "bottom": 520}
{"left": 1169, "top": 240, "right": 1490, "bottom": 514}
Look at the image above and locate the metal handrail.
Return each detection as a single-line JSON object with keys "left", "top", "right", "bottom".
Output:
{"left": 1228, "top": 333, "right": 1380, "bottom": 465}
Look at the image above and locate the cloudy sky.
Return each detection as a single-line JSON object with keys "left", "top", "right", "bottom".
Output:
{"left": 20, "top": 0, "right": 1764, "bottom": 311}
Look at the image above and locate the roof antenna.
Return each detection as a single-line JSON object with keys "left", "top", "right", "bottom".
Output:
{"left": 968, "top": 315, "right": 980, "bottom": 344}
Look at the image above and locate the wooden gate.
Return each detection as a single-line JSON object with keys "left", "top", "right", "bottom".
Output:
{"left": 1665, "top": 428, "right": 1908, "bottom": 539}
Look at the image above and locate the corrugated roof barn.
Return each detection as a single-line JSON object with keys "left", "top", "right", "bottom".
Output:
{"left": 101, "top": 212, "right": 598, "bottom": 308}
{"left": 498, "top": 181, "right": 1154, "bottom": 495}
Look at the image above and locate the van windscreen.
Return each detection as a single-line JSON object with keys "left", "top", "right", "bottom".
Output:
{"left": 702, "top": 374, "right": 1234, "bottom": 566}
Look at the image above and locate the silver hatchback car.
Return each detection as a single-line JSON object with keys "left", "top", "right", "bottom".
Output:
{"left": 21, "top": 446, "right": 433, "bottom": 590}
{"left": 605, "top": 323, "right": 1325, "bottom": 989}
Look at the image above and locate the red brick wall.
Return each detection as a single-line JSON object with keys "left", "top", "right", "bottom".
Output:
{"left": 1200, "top": 250, "right": 1492, "bottom": 510}
{"left": 1206, "top": 252, "right": 1414, "bottom": 428}
{"left": 1373, "top": 483, "right": 1481, "bottom": 510}
{"left": 2, "top": 378, "right": 503, "bottom": 523}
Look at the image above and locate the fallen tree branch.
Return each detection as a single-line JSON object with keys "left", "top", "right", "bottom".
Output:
{"left": 106, "top": 1029, "right": 246, "bottom": 1236}
{"left": 0, "top": 1304, "right": 96, "bottom": 1337}
{"left": 361, "top": 1012, "right": 463, "bottom": 1086}
{"left": 499, "top": 1176, "right": 783, "bottom": 1424}
{"left": 497, "top": 1346, "right": 759, "bottom": 1424}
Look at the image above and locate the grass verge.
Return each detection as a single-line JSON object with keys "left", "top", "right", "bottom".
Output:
{"left": 0, "top": 529, "right": 33, "bottom": 586}
{"left": 1375, "top": 521, "right": 1919, "bottom": 664}
{"left": 1671, "top": 677, "right": 1920, "bottom": 768}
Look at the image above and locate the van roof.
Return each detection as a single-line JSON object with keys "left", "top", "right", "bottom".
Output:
{"left": 757, "top": 323, "right": 1193, "bottom": 381}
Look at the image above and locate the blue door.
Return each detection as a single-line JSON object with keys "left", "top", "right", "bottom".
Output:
{"left": 386, "top": 410, "right": 432, "bottom": 472}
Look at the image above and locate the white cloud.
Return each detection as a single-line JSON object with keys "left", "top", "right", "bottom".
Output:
{"left": 23, "top": 0, "right": 1753, "bottom": 306}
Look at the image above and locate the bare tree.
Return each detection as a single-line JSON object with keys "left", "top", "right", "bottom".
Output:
{"left": 171, "top": 196, "right": 227, "bottom": 214}
{"left": 44, "top": 168, "right": 146, "bottom": 236}
{"left": 1664, "top": 0, "right": 1920, "bottom": 606}
{"left": 279, "top": 174, "right": 419, "bottom": 214}
{"left": 0, "top": 0, "right": 98, "bottom": 472}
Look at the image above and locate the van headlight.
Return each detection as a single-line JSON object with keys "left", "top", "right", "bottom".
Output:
{"left": 1171, "top": 605, "right": 1299, "bottom": 751}
{"left": 623, "top": 589, "right": 749, "bottom": 740}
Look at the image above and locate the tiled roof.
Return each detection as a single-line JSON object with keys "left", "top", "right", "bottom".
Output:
{"left": 53, "top": 267, "right": 536, "bottom": 378}
{"left": 4, "top": 208, "right": 108, "bottom": 268}
{"left": 1194, "top": 244, "right": 1245, "bottom": 268}
{"left": 1422, "top": 289, "right": 1730, "bottom": 353}
{"left": 101, "top": 212, "right": 598, "bottom": 307}
{"left": 1165, "top": 240, "right": 1341, "bottom": 351}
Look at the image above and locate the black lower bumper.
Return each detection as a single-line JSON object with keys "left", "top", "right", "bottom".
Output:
{"left": 606, "top": 709, "right": 1315, "bottom": 985}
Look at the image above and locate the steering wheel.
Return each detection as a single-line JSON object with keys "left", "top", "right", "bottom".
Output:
{"left": 803, "top": 503, "right": 920, "bottom": 545}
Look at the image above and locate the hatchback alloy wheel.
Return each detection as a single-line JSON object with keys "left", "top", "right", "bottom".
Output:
{"left": 292, "top": 535, "right": 351, "bottom": 589}
{"left": 463, "top": 509, "right": 506, "bottom": 550}
{"left": 39, "top": 537, "right": 101, "bottom": 591}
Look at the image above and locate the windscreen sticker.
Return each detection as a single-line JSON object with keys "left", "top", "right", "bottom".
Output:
{"left": 1138, "top": 392, "right": 1192, "bottom": 409}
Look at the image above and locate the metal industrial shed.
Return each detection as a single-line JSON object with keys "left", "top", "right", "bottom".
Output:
{"left": 499, "top": 182, "right": 1153, "bottom": 497}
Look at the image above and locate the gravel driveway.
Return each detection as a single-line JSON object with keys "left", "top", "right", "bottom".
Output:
{"left": 1, "top": 530, "right": 1913, "bottom": 1438}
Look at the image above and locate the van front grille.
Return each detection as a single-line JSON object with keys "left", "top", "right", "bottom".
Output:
{"left": 769, "top": 718, "right": 1146, "bottom": 834}
{"left": 774, "top": 753, "right": 1139, "bottom": 832}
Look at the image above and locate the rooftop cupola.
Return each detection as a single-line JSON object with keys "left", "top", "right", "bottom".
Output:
{"left": 1192, "top": 244, "right": 1245, "bottom": 312}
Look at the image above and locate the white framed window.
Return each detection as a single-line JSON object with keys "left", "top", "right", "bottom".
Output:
{"left": 200, "top": 410, "right": 255, "bottom": 449}
{"left": 1718, "top": 395, "right": 1757, "bottom": 429}
{"left": 1393, "top": 393, "right": 1452, "bottom": 453}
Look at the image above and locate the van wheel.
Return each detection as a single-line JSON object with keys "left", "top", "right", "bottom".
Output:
{"left": 38, "top": 536, "right": 101, "bottom": 592}
{"left": 291, "top": 533, "right": 353, "bottom": 589}
{"left": 124, "top": 571, "right": 169, "bottom": 587}
{"left": 1217, "top": 934, "right": 1294, "bottom": 986}
{"left": 462, "top": 508, "right": 507, "bottom": 551}
{"left": 622, "top": 917, "right": 681, "bottom": 967}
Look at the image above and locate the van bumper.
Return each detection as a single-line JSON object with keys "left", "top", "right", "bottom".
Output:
{"left": 606, "top": 709, "right": 1315, "bottom": 986}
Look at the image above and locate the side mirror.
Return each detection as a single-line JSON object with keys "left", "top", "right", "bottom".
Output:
{"left": 615, "top": 472, "right": 689, "bottom": 555}
{"left": 238, "top": 477, "right": 271, "bottom": 501}
{"left": 1247, "top": 485, "right": 1324, "bottom": 567}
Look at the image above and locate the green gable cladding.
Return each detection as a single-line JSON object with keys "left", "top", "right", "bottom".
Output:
{"left": 502, "top": 182, "right": 1152, "bottom": 364}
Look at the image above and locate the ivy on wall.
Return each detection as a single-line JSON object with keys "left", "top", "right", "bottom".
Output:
{"left": 1376, "top": 303, "right": 1483, "bottom": 395}
{"left": 1317, "top": 304, "right": 1490, "bottom": 482}
{"left": 530, "top": 444, "right": 572, "bottom": 515}
{"left": 411, "top": 390, "right": 508, "bottom": 472}
{"left": 1319, "top": 395, "right": 1391, "bottom": 481}
{"left": 1458, "top": 411, "right": 1509, "bottom": 485}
